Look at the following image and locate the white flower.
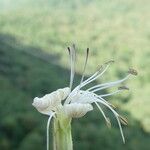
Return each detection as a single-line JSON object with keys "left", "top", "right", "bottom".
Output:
{"left": 32, "top": 45, "right": 137, "bottom": 148}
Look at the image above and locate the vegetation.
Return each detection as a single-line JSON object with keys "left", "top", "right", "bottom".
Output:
{"left": 0, "top": 0, "right": 149, "bottom": 149}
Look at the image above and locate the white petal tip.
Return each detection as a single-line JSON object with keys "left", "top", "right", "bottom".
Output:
{"left": 32, "top": 97, "right": 40, "bottom": 107}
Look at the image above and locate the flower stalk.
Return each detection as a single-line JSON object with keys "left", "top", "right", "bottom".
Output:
{"left": 53, "top": 114, "right": 73, "bottom": 150}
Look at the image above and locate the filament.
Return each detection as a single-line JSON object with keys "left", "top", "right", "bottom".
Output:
{"left": 68, "top": 45, "right": 76, "bottom": 91}
{"left": 79, "top": 48, "right": 89, "bottom": 90}
{"left": 96, "top": 96, "right": 125, "bottom": 143}
{"left": 100, "top": 90, "right": 121, "bottom": 97}
{"left": 90, "top": 74, "right": 130, "bottom": 92}
{"left": 47, "top": 113, "right": 54, "bottom": 150}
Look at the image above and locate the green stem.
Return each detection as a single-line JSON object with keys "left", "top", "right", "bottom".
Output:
{"left": 53, "top": 114, "right": 73, "bottom": 150}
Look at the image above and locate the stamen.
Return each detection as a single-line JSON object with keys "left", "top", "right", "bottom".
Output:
{"left": 95, "top": 94, "right": 114, "bottom": 107}
{"left": 99, "top": 86, "right": 129, "bottom": 98}
{"left": 100, "top": 90, "right": 122, "bottom": 97}
{"left": 79, "top": 66, "right": 103, "bottom": 87}
{"left": 119, "top": 115, "right": 128, "bottom": 125}
{"left": 95, "top": 102, "right": 111, "bottom": 128}
{"left": 90, "top": 74, "right": 130, "bottom": 92}
{"left": 74, "top": 59, "right": 114, "bottom": 91}
{"left": 69, "top": 45, "right": 76, "bottom": 91}
{"left": 79, "top": 62, "right": 111, "bottom": 89}
{"left": 78, "top": 59, "right": 113, "bottom": 88}
{"left": 106, "top": 117, "right": 112, "bottom": 129}
{"left": 47, "top": 113, "right": 55, "bottom": 150}
{"left": 79, "top": 48, "right": 89, "bottom": 90}
{"left": 65, "top": 45, "right": 76, "bottom": 104}
{"left": 90, "top": 68, "right": 136, "bottom": 92}
{"left": 68, "top": 89, "right": 125, "bottom": 141}
{"left": 96, "top": 96, "right": 125, "bottom": 143}
{"left": 109, "top": 103, "right": 117, "bottom": 109}
{"left": 69, "top": 65, "right": 104, "bottom": 96}
{"left": 116, "top": 115, "right": 125, "bottom": 143}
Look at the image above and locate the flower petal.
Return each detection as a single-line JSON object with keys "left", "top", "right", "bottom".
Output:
{"left": 32, "top": 87, "right": 70, "bottom": 114}
{"left": 64, "top": 103, "right": 93, "bottom": 118}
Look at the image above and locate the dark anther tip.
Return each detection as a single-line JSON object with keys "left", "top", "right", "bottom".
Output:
{"left": 128, "top": 68, "right": 138, "bottom": 76}
{"left": 105, "top": 60, "right": 115, "bottom": 65}
{"left": 119, "top": 115, "right": 128, "bottom": 126}
{"left": 86, "top": 48, "right": 89, "bottom": 55}
{"left": 67, "top": 47, "right": 71, "bottom": 54}
{"left": 118, "top": 86, "right": 129, "bottom": 90}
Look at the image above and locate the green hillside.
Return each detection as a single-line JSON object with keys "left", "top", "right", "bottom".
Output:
{"left": 0, "top": 0, "right": 150, "bottom": 149}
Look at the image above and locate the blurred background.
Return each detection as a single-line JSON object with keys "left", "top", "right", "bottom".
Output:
{"left": 0, "top": 0, "right": 150, "bottom": 150}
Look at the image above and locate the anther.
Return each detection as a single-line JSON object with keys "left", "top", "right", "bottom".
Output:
{"left": 109, "top": 103, "right": 117, "bottom": 109}
{"left": 118, "top": 86, "right": 129, "bottom": 90}
{"left": 105, "top": 60, "right": 115, "bottom": 65}
{"left": 96, "top": 60, "right": 114, "bottom": 72}
{"left": 119, "top": 115, "right": 128, "bottom": 125}
{"left": 106, "top": 117, "right": 111, "bottom": 128}
{"left": 67, "top": 47, "right": 71, "bottom": 55}
{"left": 87, "top": 47, "right": 89, "bottom": 54}
{"left": 128, "top": 68, "right": 138, "bottom": 76}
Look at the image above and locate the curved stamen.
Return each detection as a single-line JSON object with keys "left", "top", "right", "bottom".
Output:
{"left": 89, "top": 74, "right": 130, "bottom": 92}
{"left": 81, "top": 65, "right": 109, "bottom": 87}
{"left": 75, "top": 63, "right": 112, "bottom": 92}
{"left": 81, "top": 66, "right": 109, "bottom": 87}
{"left": 76, "top": 60, "right": 114, "bottom": 91}
{"left": 68, "top": 45, "right": 76, "bottom": 91}
{"left": 96, "top": 96, "right": 125, "bottom": 143}
{"left": 95, "top": 102, "right": 111, "bottom": 128}
{"left": 88, "top": 68, "right": 137, "bottom": 92}
{"left": 100, "top": 90, "right": 122, "bottom": 97}
{"left": 69, "top": 60, "right": 113, "bottom": 99}
{"left": 82, "top": 67, "right": 102, "bottom": 83}
{"left": 47, "top": 113, "right": 55, "bottom": 150}
{"left": 78, "top": 48, "right": 89, "bottom": 90}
